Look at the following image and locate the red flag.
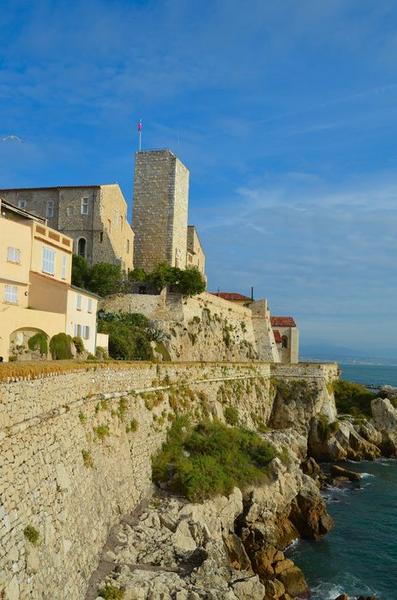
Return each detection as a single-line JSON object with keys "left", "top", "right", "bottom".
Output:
{"left": 137, "top": 120, "right": 142, "bottom": 132}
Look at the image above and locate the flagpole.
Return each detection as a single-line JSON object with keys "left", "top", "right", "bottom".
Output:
{"left": 138, "top": 119, "right": 142, "bottom": 151}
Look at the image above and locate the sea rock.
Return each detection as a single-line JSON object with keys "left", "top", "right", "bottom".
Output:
{"left": 308, "top": 417, "right": 381, "bottom": 462}
{"left": 231, "top": 575, "right": 267, "bottom": 599}
{"left": 224, "top": 533, "right": 252, "bottom": 571}
{"left": 277, "top": 564, "right": 308, "bottom": 598}
{"left": 334, "top": 595, "right": 349, "bottom": 600}
{"left": 288, "top": 478, "right": 334, "bottom": 540}
{"left": 371, "top": 398, "right": 397, "bottom": 456}
{"left": 330, "top": 465, "right": 361, "bottom": 482}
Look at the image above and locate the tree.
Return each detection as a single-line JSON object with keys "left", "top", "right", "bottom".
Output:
{"left": 87, "top": 262, "right": 122, "bottom": 297}
{"left": 71, "top": 255, "right": 90, "bottom": 288}
{"left": 177, "top": 267, "right": 206, "bottom": 296}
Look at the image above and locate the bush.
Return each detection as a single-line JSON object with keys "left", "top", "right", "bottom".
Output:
{"left": 73, "top": 336, "right": 84, "bottom": 354}
{"left": 334, "top": 380, "right": 376, "bottom": 417}
{"left": 224, "top": 406, "right": 239, "bottom": 426}
{"left": 98, "top": 319, "right": 153, "bottom": 361}
{"left": 24, "top": 525, "right": 40, "bottom": 545}
{"left": 177, "top": 267, "right": 206, "bottom": 296}
{"left": 152, "top": 418, "right": 277, "bottom": 502}
{"left": 28, "top": 332, "right": 48, "bottom": 356}
{"left": 49, "top": 333, "right": 73, "bottom": 360}
{"left": 88, "top": 262, "right": 122, "bottom": 297}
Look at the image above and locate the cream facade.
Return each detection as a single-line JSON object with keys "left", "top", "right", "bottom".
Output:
{"left": 271, "top": 316, "right": 299, "bottom": 364}
{"left": 0, "top": 199, "right": 102, "bottom": 361}
{"left": 0, "top": 184, "right": 134, "bottom": 272}
{"left": 65, "top": 287, "right": 100, "bottom": 354}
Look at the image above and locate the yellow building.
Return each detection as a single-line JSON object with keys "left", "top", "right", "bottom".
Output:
{"left": 0, "top": 199, "right": 104, "bottom": 362}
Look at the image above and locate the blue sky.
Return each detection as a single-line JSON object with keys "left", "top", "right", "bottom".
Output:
{"left": 1, "top": 0, "right": 397, "bottom": 358}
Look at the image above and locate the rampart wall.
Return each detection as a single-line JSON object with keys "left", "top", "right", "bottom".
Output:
{"left": 0, "top": 361, "right": 337, "bottom": 600}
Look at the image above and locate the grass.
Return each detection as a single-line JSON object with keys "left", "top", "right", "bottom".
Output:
{"left": 23, "top": 525, "right": 40, "bottom": 545}
{"left": 82, "top": 449, "right": 94, "bottom": 468}
{"left": 126, "top": 418, "right": 138, "bottom": 433}
{"left": 333, "top": 380, "right": 376, "bottom": 417}
{"left": 152, "top": 417, "right": 277, "bottom": 502}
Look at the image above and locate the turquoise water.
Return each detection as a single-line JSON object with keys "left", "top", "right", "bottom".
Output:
{"left": 290, "top": 460, "right": 397, "bottom": 599}
{"left": 340, "top": 364, "right": 397, "bottom": 387}
{"left": 290, "top": 364, "right": 397, "bottom": 599}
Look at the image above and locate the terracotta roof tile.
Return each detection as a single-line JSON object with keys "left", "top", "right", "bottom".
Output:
{"left": 210, "top": 292, "right": 251, "bottom": 301}
{"left": 271, "top": 316, "right": 296, "bottom": 327}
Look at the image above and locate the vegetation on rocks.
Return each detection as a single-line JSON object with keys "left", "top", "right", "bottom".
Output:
{"left": 152, "top": 418, "right": 277, "bottom": 502}
{"left": 333, "top": 380, "right": 376, "bottom": 417}
{"left": 23, "top": 525, "right": 40, "bottom": 546}
{"left": 97, "top": 311, "right": 154, "bottom": 361}
{"left": 97, "top": 584, "right": 125, "bottom": 599}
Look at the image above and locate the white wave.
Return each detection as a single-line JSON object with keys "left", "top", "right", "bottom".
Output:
{"left": 361, "top": 472, "right": 375, "bottom": 478}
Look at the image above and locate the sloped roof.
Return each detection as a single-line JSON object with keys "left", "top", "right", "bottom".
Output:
{"left": 271, "top": 316, "right": 296, "bottom": 327}
{"left": 210, "top": 292, "right": 252, "bottom": 301}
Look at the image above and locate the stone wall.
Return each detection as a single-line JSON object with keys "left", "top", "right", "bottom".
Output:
{"left": 101, "top": 291, "right": 279, "bottom": 362}
{"left": 0, "top": 360, "right": 337, "bottom": 600}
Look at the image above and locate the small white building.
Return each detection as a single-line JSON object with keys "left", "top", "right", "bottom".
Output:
{"left": 66, "top": 286, "right": 104, "bottom": 355}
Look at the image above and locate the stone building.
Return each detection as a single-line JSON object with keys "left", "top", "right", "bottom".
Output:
{"left": 271, "top": 316, "right": 299, "bottom": 364}
{"left": 0, "top": 184, "right": 134, "bottom": 272}
{"left": 132, "top": 149, "right": 205, "bottom": 275}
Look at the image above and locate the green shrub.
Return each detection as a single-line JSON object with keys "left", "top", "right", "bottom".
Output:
{"left": 95, "top": 346, "right": 108, "bottom": 360}
{"left": 71, "top": 255, "right": 90, "bottom": 288}
{"left": 98, "top": 321, "right": 153, "bottom": 361}
{"left": 78, "top": 411, "right": 87, "bottom": 424}
{"left": 97, "top": 585, "right": 125, "bottom": 599}
{"left": 49, "top": 333, "right": 73, "bottom": 360}
{"left": 118, "top": 397, "right": 128, "bottom": 421}
{"left": 73, "top": 336, "right": 84, "bottom": 354}
{"left": 28, "top": 332, "right": 48, "bottom": 356}
{"left": 333, "top": 380, "right": 376, "bottom": 417}
{"left": 24, "top": 525, "right": 40, "bottom": 545}
{"left": 152, "top": 418, "right": 277, "bottom": 502}
{"left": 93, "top": 425, "right": 110, "bottom": 440}
{"left": 87, "top": 262, "right": 122, "bottom": 297}
{"left": 224, "top": 406, "right": 239, "bottom": 426}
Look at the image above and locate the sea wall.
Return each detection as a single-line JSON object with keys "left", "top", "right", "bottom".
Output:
{"left": 0, "top": 361, "right": 337, "bottom": 600}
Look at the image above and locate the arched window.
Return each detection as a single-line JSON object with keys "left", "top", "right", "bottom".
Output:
{"left": 282, "top": 335, "right": 289, "bottom": 349}
{"left": 77, "top": 237, "right": 87, "bottom": 258}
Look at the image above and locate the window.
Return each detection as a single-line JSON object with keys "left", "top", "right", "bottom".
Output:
{"left": 81, "top": 197, "right": 89, "bottom": 215}
{"left": 7, "top": 247, "right": 21, "bottom": 264}
{"left": 17, "top": 199, "right": 27, "bottom": 209}
{"left": 77, "top": 238, "right": 86, "bottom": 258}
{"left": 42, "top": 246, "right": 55, "bottom": 275}
{"left": 46, "top": 200, "right": 54, "bottom": 218}
{"left": 66, "top": 206, "right": 73, "bottom": 217}
{"left": 4, "top": 285, "right": 18, "bottom": 304}
{"left": 74, "top": 324, "right": 82, "bottom": 337}
{"left": 83, "top": 325, "right": 90, "bottom": 340}
{"left": 61, "top": 255, "right": 67, "bottom": 280}
{"left": 87, "top": 298, "right": 92, "bottom": 313}
{"left": 76, "top": 294, "right": 82, "bottom": 310}
{"left": 282, "top": 335, "right": 289, "bottom": 349}
{"left": 126, "top": 239, "right": 130, "bottom": 253}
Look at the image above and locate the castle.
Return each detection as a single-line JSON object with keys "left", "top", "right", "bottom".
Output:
{"left": 0, "top": 148, "right": 299, "bottom": 363}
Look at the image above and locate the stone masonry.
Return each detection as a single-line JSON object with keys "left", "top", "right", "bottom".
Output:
{"left": 132, "top": 150, "right": 189, "bottom": 272}
{"left": 0, "top": 361, "right": 337, "bottom": 600}
{"left": 0, "top": 185, "right": 134, "bottom": 271}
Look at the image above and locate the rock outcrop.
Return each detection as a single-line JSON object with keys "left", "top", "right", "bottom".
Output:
{"left": 371, "top": 397, "right": 397, "bottom": 456}
{"left": 91, "top": 432, "right": 332, "bottom": 600}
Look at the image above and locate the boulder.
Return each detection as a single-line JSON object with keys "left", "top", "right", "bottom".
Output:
{"left": 289, "top": 479, "right": 333, "bottom": 540}
{"left": 223, "top": 533, "right": 252, "bottom": 571}
{"left": 232, "top": 575, "right": 267, "bottom": 599}
{"left": 330, "top": 465, "right": 361, "bottom": 482}
{"left": 277, "top": 564, "right": 309, "bottom": 598}
{"left": 371, "top": 398, "right": 397, "bottom": 456}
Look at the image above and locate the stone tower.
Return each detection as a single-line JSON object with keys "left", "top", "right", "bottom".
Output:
{"left": 132, "top": 149, "right": 189, "bottom": 272}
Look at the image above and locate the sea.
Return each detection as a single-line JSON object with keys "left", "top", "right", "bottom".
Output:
{"left": 289, "top": 363, "right": 397, "bottom": 600}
